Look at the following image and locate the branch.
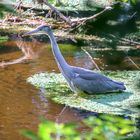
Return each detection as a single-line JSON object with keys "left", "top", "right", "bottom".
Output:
{"left": 123, "top": 51, "right": 140, "bottom": 70}
{"left": 71, "top": 6, "right": 112, "bottom": 27}
{"left": 82, "top": 48, "right": 100, "bottom": 71}
{"left": 120, "top": 38, "right": 140, "bottom": 46}
{"left": 43, "top": 0, "right": 71, "bottom": 25}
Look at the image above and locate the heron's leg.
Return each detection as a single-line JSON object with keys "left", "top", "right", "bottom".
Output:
{"left": 72, "top": 91, "right": 90, "bottom": 98}
{"left": 78, "top": 91, "right": 91, "bottom": 98}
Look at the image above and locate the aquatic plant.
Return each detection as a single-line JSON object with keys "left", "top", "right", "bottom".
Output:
{"left": 22, "top": 114, "right": 135, "bottom": 140}
{"left": 27, "top": 71, "right": 140, "bottom": 117}
{"left": 0, "top": 36, "right": 8, "bottom": 43}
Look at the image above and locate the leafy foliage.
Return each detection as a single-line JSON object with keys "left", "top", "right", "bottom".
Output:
{"left": 0, "top": 0, "right": 14, "bottom": 18}
{"left": 0, "top": 36, "right": 8, "bottom": 43}
{"left": 116, "top": 0, "right": 139, "bottom": 4}
{"left": 22, "top": 115, "right": 135, "bottom": 140}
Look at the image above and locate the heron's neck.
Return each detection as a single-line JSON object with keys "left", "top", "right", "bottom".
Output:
{"left": 48, "top": 31, "right": 68, "bottom": 70}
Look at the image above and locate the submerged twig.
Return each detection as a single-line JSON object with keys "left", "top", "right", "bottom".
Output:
{"left": 56, "top": 106, "right": 67, "bottom": 123}
{"left": 126, "top": 56, "right": 140, "bottom": 70}
{"left": 124, "top": 51, "right": 140, "bottom": 70}
{"left": 82, "top": 48, "right": 100, "bottom": 71}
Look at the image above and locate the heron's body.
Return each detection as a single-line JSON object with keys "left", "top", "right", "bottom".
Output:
{"left": 24, "top": 25, "right": 126, "bottom": 94}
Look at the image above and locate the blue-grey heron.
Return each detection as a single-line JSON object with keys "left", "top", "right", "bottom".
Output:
{"left": 23, "top": 25, "right": 126, "bottom": 94}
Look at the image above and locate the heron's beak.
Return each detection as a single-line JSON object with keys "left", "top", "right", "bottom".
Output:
{"left": 22, "top": 28, "right": 40, "bottom": 37}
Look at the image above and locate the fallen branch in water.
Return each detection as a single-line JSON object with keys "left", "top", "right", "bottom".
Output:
{"left": 81, "top": 47, "right": 100, "bottom": 71}
{"left": 123, "top": 51, "right": 140, "bottom": 70}
{"left": 126, "top": 56, "right": 140, "bottom": 70}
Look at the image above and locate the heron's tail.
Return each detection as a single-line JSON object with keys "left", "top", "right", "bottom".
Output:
{"left": 112, "top": 80, "right": 126, "bottom": 90}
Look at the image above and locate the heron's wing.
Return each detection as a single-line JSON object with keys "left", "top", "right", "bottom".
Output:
{"left": 72, "top": 66, "right": 124, "bottom": 85}
{"left": 72, "top": 66, "right": 111, "bottom": 81}
{"left": 72, "top": 67, "right": 125, "bottom": 93}
{"left": 71, "top": 66, "right": 125, "bottom": 93}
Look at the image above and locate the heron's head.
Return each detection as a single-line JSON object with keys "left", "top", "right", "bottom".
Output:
{"left": 23, "top": 25, "right": 51, "bottom": 36}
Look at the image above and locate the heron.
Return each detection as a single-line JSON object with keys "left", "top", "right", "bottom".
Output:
{"left": 23, "top": 25, "right": 126, "bottom": 94}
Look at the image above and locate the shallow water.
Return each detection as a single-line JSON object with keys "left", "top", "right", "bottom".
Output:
{"left": 0, "top": 39, "right": 140, "bottom": 140}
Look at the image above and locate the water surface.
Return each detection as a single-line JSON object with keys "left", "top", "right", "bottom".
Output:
{"left": 0, "top": 39, "right": 139, "bottom": 140}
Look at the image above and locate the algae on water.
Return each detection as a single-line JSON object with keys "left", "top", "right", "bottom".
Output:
{"left": 27, "top": 71, "right": 140, "bottom": 117}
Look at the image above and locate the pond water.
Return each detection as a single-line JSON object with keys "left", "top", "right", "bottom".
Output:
{"left": 0, "top": 39, "right": 140, "bottom": 140}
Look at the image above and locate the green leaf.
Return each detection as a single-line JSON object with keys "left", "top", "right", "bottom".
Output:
{"left": 20, "top": 130, "right": 38, "bottom": 140}
{"left": 38, "top": 122, "right": 55, "bottom": 140}
{"left": 0, "top": 36, "right": 9, "bottom": 43}
{"left": 131, "top": 0, "right": 137, "bottom": 4}
{"left": 21, "top": 114, "right": 135, "bottom": 140}
{"left": 0, "top": 1, "right": 15, "bottom": 18}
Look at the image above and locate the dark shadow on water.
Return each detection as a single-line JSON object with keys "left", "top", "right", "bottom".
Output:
{"left": 0, "top": 37, "right": 44, "bottom": 67}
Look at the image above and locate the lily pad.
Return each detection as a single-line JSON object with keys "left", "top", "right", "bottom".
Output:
{"left": 27, "top": 71, "right": 140, "bottom": 117}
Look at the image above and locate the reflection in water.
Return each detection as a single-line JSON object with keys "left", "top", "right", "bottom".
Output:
{"left": 83, "top": 47, "right": 140, "bottom": 70}
{"left": 0, "top": 39, "right": 140, "bottom": 140}
{"left": 0, "top": 39, "right": 95, "bottom": 140}
{"left": 0, "top": 38, "right": 44, "bottom": 67}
